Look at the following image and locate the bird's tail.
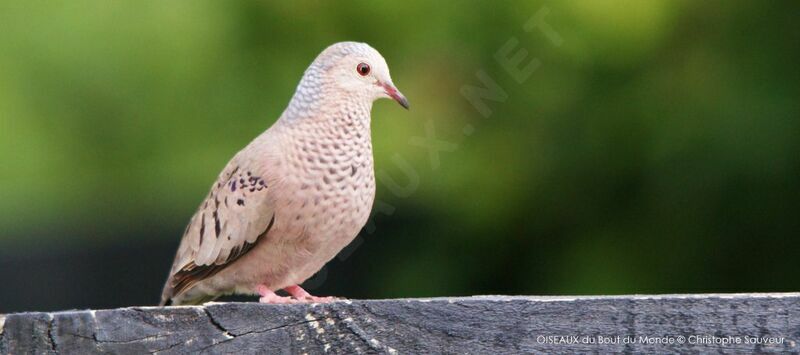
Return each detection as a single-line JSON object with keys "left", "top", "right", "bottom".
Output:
{"left": 159, "top": 285, "right": 175, "bottom": 306}
{"left": 160, "top": 287, "right": 214, "bottom": 306}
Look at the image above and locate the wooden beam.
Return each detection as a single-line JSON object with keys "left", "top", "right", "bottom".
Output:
{"left": 2, "top": 294, "right": 798, "bottom": 353}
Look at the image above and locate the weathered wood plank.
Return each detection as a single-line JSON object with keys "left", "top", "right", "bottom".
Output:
{"left": 2, "top": 293, "right": 799, "bottom": 354}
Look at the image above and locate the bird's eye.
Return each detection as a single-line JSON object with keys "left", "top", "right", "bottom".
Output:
{"left": 357, "top": 63, "right": 370, "bottom": 76}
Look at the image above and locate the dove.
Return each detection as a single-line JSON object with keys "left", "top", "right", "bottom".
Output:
{"left": 159, "top": 42, "right": 408, "bottom": 306}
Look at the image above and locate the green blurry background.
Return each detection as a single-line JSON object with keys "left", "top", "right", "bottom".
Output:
{"left": 1, "top": 1, "right": 798, "bottom": 313}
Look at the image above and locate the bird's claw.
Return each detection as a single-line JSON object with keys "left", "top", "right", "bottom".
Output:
{"left": 297, "top": 295, "right": 337, "bottom": 304}
{"left": 284, "top": 285, "right": 339, "bottom": 303}
{"left": 257, "top": 284, "right": 298, "bottom": 304}
{"left": 256, "top": 284, "right": 341, "bottom": 304}
{"left": 259, "top": 295, "right": 298, "bottom": 304}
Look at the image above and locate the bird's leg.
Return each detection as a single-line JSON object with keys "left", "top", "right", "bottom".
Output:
{"left": 284, "top": 285, "right": 336, "bottom": 303}
{"left": 256, "top": 284, "right": 298, "bottom": 304}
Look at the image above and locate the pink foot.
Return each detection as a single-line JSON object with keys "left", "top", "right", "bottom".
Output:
{"left": 256, "top": 284, "right": 298, "bottom": 304}
{"left": 284, "top": 285, "right": 337, "bottom": 303}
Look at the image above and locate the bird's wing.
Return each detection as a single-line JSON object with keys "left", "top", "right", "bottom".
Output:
{"left": 162, "top": 156, "right": 276, "bottom": 303}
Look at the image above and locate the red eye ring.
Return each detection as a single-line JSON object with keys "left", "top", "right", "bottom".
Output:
{"left": 357, "top": 62, "right": 370, "bottom": 76}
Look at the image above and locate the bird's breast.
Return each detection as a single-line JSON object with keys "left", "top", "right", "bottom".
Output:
{"left": 277, "top": 119, "right": 376, "bottom": 253}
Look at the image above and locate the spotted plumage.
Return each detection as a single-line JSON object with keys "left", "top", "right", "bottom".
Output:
{"left": 160, "top": 42, "right": 408, "bottom": 306}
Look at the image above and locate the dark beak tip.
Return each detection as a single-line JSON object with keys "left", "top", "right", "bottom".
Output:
{"left": 381, "top": 82, "right": 409, "bottom": 110}
{"left": 398, "top": 98, "right": 410, "bottom": 110}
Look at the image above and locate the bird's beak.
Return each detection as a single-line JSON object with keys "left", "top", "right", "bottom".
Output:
{"left": 380, "top": 82, "right": 410, "bottom": 109}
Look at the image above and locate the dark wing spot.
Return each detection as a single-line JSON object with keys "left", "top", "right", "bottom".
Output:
{"left": 351, "top": 165, "right": 357, "bottom": 176}
{"left": 237, "top": 199, "right": 245, "bottom": 206}
{"left": 213, "top": 211, "right": 221, "bottom": 237}
{"left": 182, "top": 221, "right": 191, "bottom": 236}
{"left": 265, "top": 213, "right": 276, "bottom": 234}
{"left": 198, "top": 213, "right": 206, "bottom": 247}
{"left": 228, "top": 166, "right": 239, "bottom": 178}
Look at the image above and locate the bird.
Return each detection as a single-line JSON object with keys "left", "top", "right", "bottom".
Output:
{"left": 159, "top": 42, "right": 408, "bottom": 306}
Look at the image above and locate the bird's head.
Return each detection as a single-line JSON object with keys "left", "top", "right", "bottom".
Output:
{"left": 323, "top": 42, "right": 409, "bottom": 110}
{"left": 289, "top": 42, "right": 409, "bottom": 115}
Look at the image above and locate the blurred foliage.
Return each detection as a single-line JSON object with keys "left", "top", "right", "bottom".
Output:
{"left": 1, "top": 1, "right": 799, "bottom": 311}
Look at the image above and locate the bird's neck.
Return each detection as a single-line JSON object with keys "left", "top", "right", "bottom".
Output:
{"left": 278, "top": 97, "right": 374, "bottom": 174}
{"left": 278, "top": 94, "right": 373, "bottom": 143}
{"left": 282, "top": 85, "right": 372, "bottom": 124}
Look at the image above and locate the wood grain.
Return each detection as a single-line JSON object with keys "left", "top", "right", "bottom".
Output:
{"left": 2, "top": 294, "right": 799, "bottom": 354}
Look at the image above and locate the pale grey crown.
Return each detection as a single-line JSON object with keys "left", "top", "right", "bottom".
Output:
{"left": 283, "top": 42, "right": 387, "bottom": 118}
